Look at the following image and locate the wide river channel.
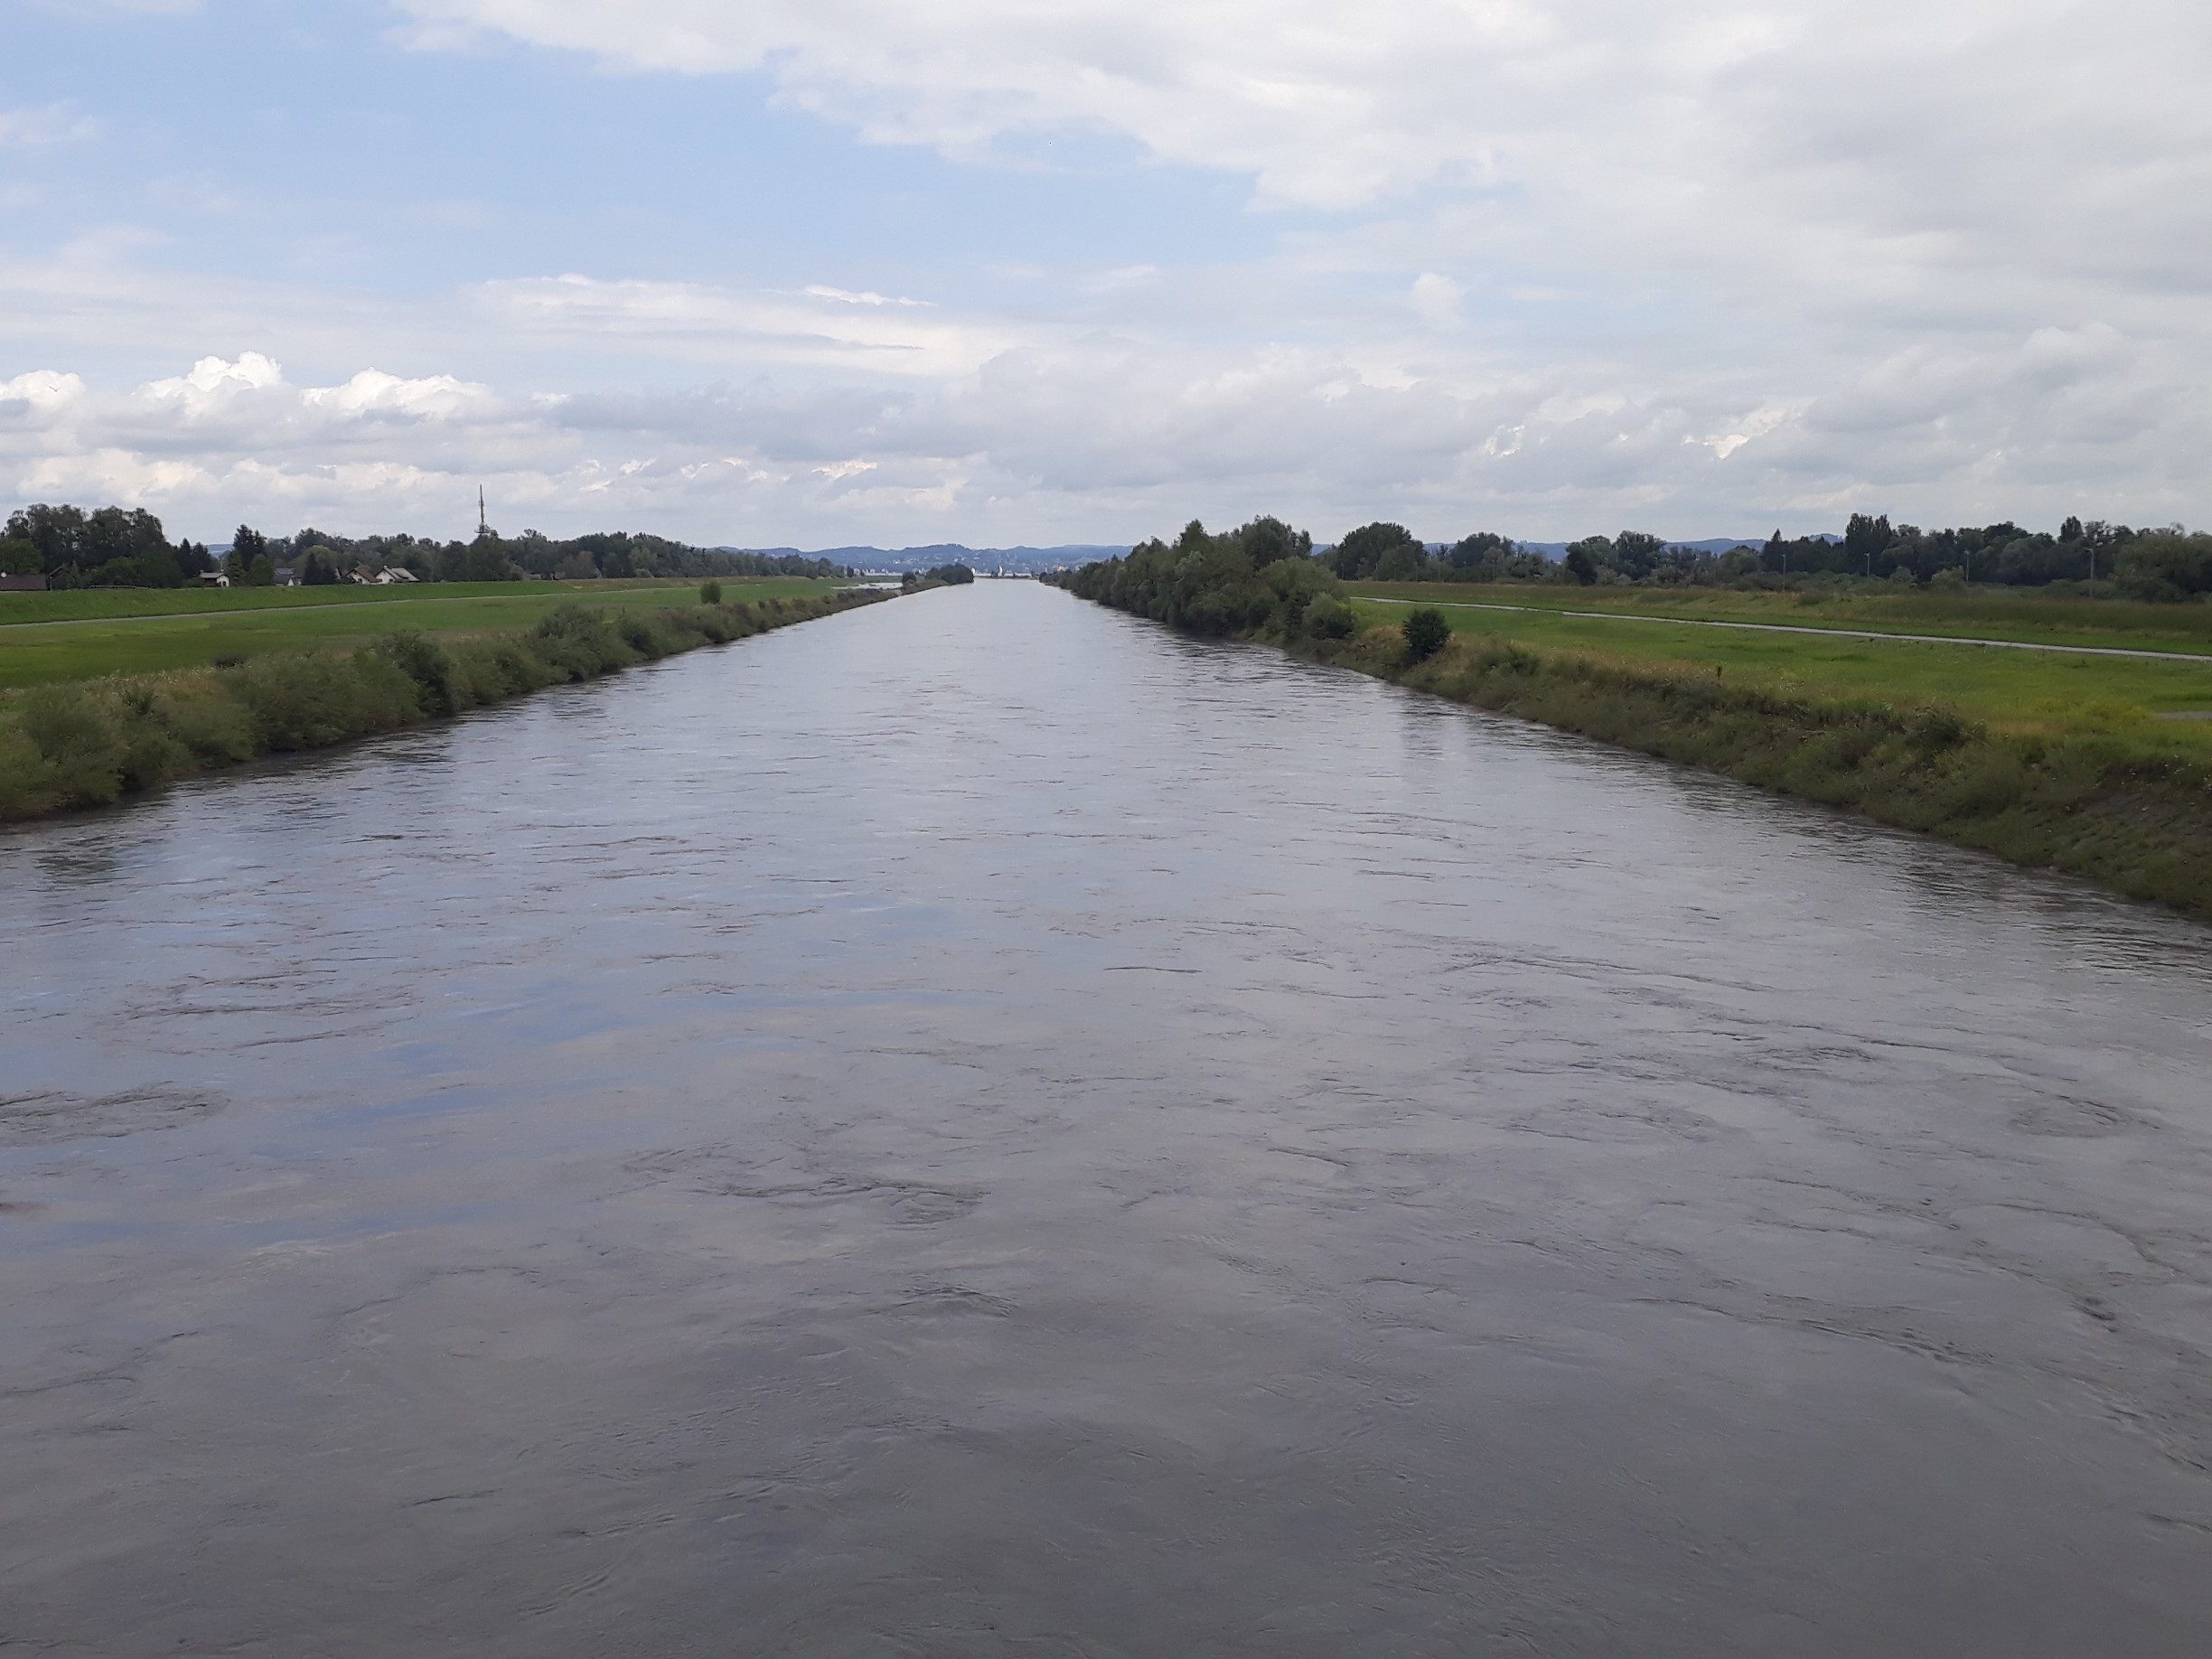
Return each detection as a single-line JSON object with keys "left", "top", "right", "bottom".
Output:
{"left": 5, "top": 582, "right": 2211, "bottom": 1654}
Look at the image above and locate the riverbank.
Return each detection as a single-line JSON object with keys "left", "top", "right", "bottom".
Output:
{"left": 1045, "top": 522, "right": 2212, "bottom": 918}
{"left": 1317, "top": 622, "right": 2212, "bottom": 919}
{"left": 0, "top": 587, "right": 887, "bottom": 823}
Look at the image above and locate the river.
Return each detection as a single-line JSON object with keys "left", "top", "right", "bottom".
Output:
{"left": 5, "top": 581, "right": 2210, "bottom": 1655}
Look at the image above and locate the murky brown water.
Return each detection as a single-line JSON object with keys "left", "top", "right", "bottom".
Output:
{"left": 5, "top": 582, "right": 2211, "bottom": 1655}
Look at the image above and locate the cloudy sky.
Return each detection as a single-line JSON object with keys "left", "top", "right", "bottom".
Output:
{"left": 5, "top": 0, "right": 2208, "bottom": 548}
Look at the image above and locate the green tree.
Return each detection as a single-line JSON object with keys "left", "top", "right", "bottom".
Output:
{"left": 1301, "top": 595, "right": 1356, "bottom": 638}
{"left": 1610, "top": 530, "right": 1666, "bottom": 580}
{"left": 2116, "top": 530, "right": 2212, "bottom": 599}
{"left": 1232, "top": 516, "right": 1311, "bottom": 567}
{"left": 247, "top": 554, "right": 276, "bottom": 587}
{"left": 699, "top": 579, "right": 723, "bottom": 605}
{"left": 1401, "top": 606, "right": 1451, "bottom": 661}
{"left": 1562, "top": 544, "right": 1600, "bottom": 585}
{"left": 1330, "top": 521, "right": 1421, "bottom": 579}
{"left": 0, "top": 539, "right": 41, "bottom": 576}
{"left": 1446, "top": 531, "right": 1516, "bottom": 575}
{"left": 5, "top": 504, "right": 89, "bottom": 576}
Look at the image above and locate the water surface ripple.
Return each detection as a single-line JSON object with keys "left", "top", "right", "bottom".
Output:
{"left": 5, "top": 584, "right": 2210, "bottom": 1655}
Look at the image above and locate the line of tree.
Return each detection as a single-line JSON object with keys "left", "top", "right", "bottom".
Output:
{"left": 897, "top": 562, "right": 976, "bottom": 591}
{"left": 0, "top": 505, "right": 216, "bottom": 587}
{"left": 1051, "top": 511, "right": 2212, "bottom": 643}
{"left": 1316, "top": 514, "right": 2212, "bottom": 600}
{"left": 1047, "top": 517, "right": 1355, "bottom": 641}
{"left": 0, "top": 503, "right": 854, "bottom": 589}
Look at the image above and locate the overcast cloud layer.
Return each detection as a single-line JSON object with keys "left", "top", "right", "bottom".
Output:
{"left": 5, "top": 0, "right": 2208, "bottom": 544}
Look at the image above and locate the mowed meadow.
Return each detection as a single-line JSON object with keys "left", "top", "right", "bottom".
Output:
{"left": 0, "top": 577, "right": 852, "bottom": 689}
{"left": 1345, "top": 580, "right": 2212, "bottom": 656}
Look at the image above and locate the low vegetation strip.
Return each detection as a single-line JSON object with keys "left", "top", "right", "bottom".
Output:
{"left": 0, "top": 588, "right": 886, "bottom": 824}
{"left": 1050, "top": 520, "right": 2212, "bottom": 920}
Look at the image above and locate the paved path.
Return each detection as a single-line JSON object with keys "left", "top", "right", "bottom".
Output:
{"left": 1359, "top": 596, "right": 2212, "bottom": 662}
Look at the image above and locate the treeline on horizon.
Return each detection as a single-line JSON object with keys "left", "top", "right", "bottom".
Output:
{"left": 1050, "top": 509, "right": 2212, "bottom": 645}
{"left": 0, "top": 501, "right": 852, "bottom": 588}
{"left": 1322, "top": 513, "right": 2212, "bottom": 600}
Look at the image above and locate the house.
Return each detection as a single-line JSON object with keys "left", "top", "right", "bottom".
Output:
{"left": 197, "top": 571, "right": 231, "bottom": 587}
{"left": 0, "top": 574, "right": 49, "bottom": 593}
{"left": 379, "top": 567, "right": 419, "bottom": 584}
{"left": 274, "top": 567, "right": 299, "bottom": 586}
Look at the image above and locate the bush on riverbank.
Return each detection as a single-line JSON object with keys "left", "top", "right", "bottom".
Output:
{"left": 1401, "top": 607, "right": 1450, "bottom": 662}
{"left": 0, "top": 590, "right": 884, "bottom": 822}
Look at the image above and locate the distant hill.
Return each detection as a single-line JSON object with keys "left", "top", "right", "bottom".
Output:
{"left": 722, "top": 542, "right": 1129, "bottom": 575}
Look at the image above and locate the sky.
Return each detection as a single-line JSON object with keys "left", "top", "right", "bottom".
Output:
{"left": 3, "top": 0, "right": 2208, "bottom": 548}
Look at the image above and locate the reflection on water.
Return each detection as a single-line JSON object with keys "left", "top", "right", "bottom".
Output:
{"left": 4, "top": 584, "right": 2211, "bottom": 1656}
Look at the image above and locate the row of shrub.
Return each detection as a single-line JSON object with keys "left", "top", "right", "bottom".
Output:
{"left": 0, "top": 589, "right": 885, "bottom": 822}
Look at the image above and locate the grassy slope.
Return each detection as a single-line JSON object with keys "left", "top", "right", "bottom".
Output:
{"left": 1347, "top": 597, "right": 2212, "bottom": 758}
{"left": 1312, "top": 618, "right": 2212, "bottom": 919}
{"left": 0, "top": 577, "right": 845, "bottom": 688}
{"left": 1347, "top": 580, "right": 2212, "bottom": 655}
{"left": 0, "top": 588, "right": 887, "bottom": 823}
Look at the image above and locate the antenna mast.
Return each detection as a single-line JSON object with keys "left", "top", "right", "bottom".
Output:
{"left": 477, "top": 486, "right": 490, "bottom": 539}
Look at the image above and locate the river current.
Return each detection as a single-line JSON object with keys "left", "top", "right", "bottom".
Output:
{"left": 5, "top": 582, "right": 2210, "bottom": 1654}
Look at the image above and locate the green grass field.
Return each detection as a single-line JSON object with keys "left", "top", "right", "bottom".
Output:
{"left": 1346, "top": 580, "right": 2212, "bottom": 655}
{"left": 0, "top": 577, "right": 848, "bottom": 688}
{"left": 1347, "top": 595, "right": 2212, "bottom": 758}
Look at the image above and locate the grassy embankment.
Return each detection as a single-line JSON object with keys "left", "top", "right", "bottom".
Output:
{"left": 1333, "top": 599, "right": 2212, "bottom": 914}
{"left": 1052, "top": 530, "right": 2212, "bottom": 918}
{"left": 0, "top": 576, "right": 845, "bottom": 689}
{"left": 0, "top": 585, "right": 885, "bottom": 823}
{"left": 1347, "top": 579, "right": 2212, "bottom": 656}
